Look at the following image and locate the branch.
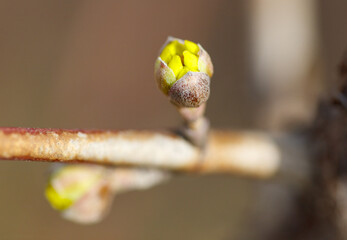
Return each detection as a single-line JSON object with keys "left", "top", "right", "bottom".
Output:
{"left": 0, "top": 127, "right": 285, "bottom": 178}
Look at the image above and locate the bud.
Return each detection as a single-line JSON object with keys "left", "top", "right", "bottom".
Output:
{"left": 45, "top": 165, "right": 114, "bottom": 224}
{"left": 154, "top": 37, "right": 213, "bottom": 108}
{"left": 45, "top": 165, "right": 169, "bottom": 224}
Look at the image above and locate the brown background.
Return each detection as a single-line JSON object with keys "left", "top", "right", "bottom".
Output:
{"left": 0, "top": 0, "right": 346, "bottom": 239}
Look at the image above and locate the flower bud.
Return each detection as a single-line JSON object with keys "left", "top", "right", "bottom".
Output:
{"left": 154, "top": 37, "right": 213, "bottom": 108}
{"left": 45, "top": 165, "right": 169, "bottom": 224}
{"left": 45, "top": 165, "right": 113, "bottom": 224}
{"left": 45, "top": 165, "right": 104, "bottom": 211}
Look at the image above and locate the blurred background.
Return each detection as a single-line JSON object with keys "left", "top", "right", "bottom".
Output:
{"left": 0, "top": 0, "right": 346, "bottom": 239}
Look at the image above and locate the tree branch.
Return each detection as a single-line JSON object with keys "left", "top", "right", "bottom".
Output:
{"left": 0, "top": 127, "right": 286, "bottom": 178}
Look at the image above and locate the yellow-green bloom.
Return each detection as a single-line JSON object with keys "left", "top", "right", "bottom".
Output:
{"left": 45, "top": 165, "right": 169, "bottom": 224}
{"left": 155, "top": 37, "right": 213, "bottom": 107}
{"left": 45, "top": 165, "right": 103, "bottom": 211}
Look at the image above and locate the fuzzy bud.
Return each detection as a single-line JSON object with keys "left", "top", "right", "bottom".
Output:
{"left": 45, "top": 165, "right": 113, "bottom": 224}
{"left": 154, "top": 37, "right": 213, "bottom": 108}
{"left": 45, "top": 165, "right": 169, "bottom": 224}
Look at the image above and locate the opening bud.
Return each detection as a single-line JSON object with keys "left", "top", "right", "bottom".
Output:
{"left": 155, "top": 37, "right": 213, "bottom": 108}
{"left": 45, "top": 165, "right": 114, "bottom": 224}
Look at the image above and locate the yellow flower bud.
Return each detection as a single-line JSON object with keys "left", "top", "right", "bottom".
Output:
{"left": 45, "top": 165, "right": 169, "bottom": 224}
{"left": 45, "top": 165, "right": 103, "bottom": 211}
{"left": 155, "top": 36, "right": 213, "bottom": 107}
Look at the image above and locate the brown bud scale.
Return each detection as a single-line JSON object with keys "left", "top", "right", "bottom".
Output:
{"left": 168, "top": 72, "right": 210, "bottom": 107}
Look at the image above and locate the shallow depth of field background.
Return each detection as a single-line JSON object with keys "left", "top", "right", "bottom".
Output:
{"left": 0, "top": 1, "right": 346, "bottom": 239}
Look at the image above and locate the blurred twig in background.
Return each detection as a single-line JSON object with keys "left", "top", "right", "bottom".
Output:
{"left": 249, "top": 0, "right": 321, "bottom": 130}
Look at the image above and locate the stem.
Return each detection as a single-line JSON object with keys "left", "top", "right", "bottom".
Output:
{"left": 176, "top": 103, "right": 209, "bottom": 148}
{"left": 0, "top": 127, "right": 285, "bottom": 179}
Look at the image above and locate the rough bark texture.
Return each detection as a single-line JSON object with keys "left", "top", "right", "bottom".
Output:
{"left": 0, "top": 128, "right": 281, "bottom": 178}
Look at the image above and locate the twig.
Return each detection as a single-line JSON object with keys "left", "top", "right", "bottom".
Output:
{"left": 0, "top": 127, "right": 284, "bottom": 178}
